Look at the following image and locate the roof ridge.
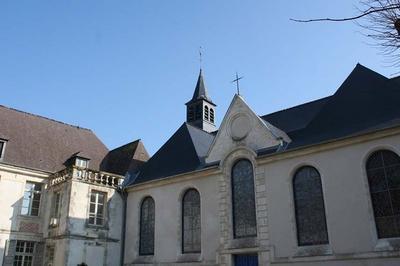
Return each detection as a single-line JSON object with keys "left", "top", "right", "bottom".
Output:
{"left": 0, "top": 104, "right": 92, "bottom": 131}
{"left": 261, "top": 96, "right": 332, "bottom": 118}
{"left": 185, "top": 122, "right": 214, "bottom": 135}
{"left": 109, "top": 139, "right": 141, "bottom": 151}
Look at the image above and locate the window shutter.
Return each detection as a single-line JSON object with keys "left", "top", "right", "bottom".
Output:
{"left": 2, "top": 240, "right": 16, "bottom": 266}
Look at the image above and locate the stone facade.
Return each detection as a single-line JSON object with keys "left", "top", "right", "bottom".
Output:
{"left": 0, "top": 164, "right": 125, "bottom": 266}
{"left": 0, "top": 164, "right": 48, "bottom": 266}
{"left": 123, "top": 93, "right": 400, "bottom": 266}
{"left": 2, "top": 65, "right": 400, "bottom": 266}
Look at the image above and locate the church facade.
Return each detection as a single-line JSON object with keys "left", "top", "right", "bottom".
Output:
{"left": 123, "top": 64, "right": 400, "bottom": 266}
{"left": 0, "top": 64, "right": 400, "bottom": 266}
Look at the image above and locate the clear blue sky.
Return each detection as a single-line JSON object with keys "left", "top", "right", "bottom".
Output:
{"left": 0, "top": 1, "right": 395, "bottom": 155}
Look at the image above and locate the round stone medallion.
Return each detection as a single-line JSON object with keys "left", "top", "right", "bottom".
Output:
{"left": 230, "top": 114, "right": 251, "bottom": 140}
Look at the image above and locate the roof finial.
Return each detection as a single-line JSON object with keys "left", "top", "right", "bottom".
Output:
{"left": 199, "top": 46, "right": 203, "bottom": 70}
{"left": 231, "top": 72, "right": 244, "bottom": 95}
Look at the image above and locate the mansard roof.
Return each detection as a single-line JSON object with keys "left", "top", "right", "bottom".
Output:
{"left": 131, "top": 123, "right": 214, "bottom": 184}
{"left": 130, "top": 64, "right": 400, "bottom": 186}
{"left": 0, "top": 106, "right": 145, "bottom": 174}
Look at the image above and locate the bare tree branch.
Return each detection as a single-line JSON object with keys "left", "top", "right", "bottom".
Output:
{"left": 290, "top": 5, "right": 399, "bottom": 23}
{"left": 291, "top": 0, "right": 400, "bottom": 66}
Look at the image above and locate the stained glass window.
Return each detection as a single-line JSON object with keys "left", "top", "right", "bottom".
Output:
{"left": 293, "top": 166, "right": 329, "bottom": 246}
{"left": 182, "top": 189, "right": 201, "bottom": 253}
{"left": 140, "top": 197, "right": 155, "bottom": 255}
{"left": 366, "top": 150, "right": 400, "bottom": 238}
{"left": 231, "top": 159, "right": 257, "bottom": 238}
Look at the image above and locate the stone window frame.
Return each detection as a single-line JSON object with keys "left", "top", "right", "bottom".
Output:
{"left": 131, "top": 194, "right": 155, "bottom": 264}
{"left": 86, "top": 189, "right": 108, "bottom": 228}
{"left": 231, "top": 159, "right": 257, "bottom": 239}
{"left": 219, "top": 147, "right": 260, "bottom": 250}
{"left": 362, "top": 145, "right": 400, "bottom": 251}
{"left": 20, "top": 181, "right": 43, "bottom": 217}
{"left": 75, "top": 157, "right": 89, "bottom": 169}
{"left": 0, "top": 139, "right": 6, "bottom": 160}
{"left": 45, "top": 244, "right": 56, "bottom": 266}
{"left": 288, "top": 162, "right": 332, "bottom": 258}
{"left": 14, "top": 240, "right": 35, "bottom": 266}
{"left": 138, "top": 196, "right": 155, "bottom": 256}
{"left": 292, "top": 165, "right": 329, "bottom": 246}
{"left": 52, "top": 190, "right": 62, "bottom": 219}
{"left": 177, "top": 186, "right": 203, "bottom": 263}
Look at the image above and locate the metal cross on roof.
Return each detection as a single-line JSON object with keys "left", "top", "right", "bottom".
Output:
{"left": 199, "top": 46, "right": 203, "bottom": 69}
{"left": 232, "top": 72, "right": 244, "bottom": 95}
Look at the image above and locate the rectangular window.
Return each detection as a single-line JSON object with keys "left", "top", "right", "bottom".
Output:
{"left": 76, "top": 158, "right": 89, "bottom": 168}
{"left": 13, "top": 241, "right": 35, "bottom": 266}
{"left": 52, "top": 191, "right": 62, "bottom": 218}
{"left": 0, "top": 141, "right": 4, "bottom": 158}
{"left": 45, "top": 245, "right": 55, "bottom": 266}
{"left": 21, "top": 182, "right": 42, "bottom": 216}
{"left": 88, "top": 191, "right": 106, "bottom": 226}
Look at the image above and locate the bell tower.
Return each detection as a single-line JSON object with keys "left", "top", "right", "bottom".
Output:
{"left": 185, "top": 69, "right": 217, "bottom": 133}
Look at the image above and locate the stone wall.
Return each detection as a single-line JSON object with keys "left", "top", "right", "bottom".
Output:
{"left": 124, "top": 172, "right": 220, "bottom": 265}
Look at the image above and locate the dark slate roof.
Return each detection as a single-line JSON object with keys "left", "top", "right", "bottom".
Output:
{"left": 285, "top": 64, "right": 400, "bottom": 149}
{"left": 0, "top": 105, "right": 109, "bottom": 172}
{"left": 261, "top": 96, "right": 331, "bottom": 133}
{"left": 101, "top": 140, "right": 149, "bottom": 176}
{"left": 186, "top": 70, "right": 215, "bottom": 105}
{"left": 132, "top": 123, "right": 215, "bottom": 184}
{"left": 131, "top": 64, "right": 400, "bottom": 185}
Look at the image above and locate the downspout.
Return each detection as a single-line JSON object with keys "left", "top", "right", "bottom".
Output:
{"left": 117, "top": 186, "right": 127, "bottom": 266}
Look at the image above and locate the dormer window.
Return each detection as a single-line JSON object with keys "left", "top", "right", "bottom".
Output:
{"left": 0, "top": 140, "right": 6, "bottom": 159}
{"left": 75, "top": 157, "right": 89, "bottom": 168}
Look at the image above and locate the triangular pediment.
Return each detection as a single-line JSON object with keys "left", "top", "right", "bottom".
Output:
{"left": 206, "top": 94, "right": 291, "bottom": 164}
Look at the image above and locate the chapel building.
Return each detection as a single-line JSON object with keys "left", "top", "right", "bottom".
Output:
{"left": 0, "top": 64, "right": 400, "bottom": 266}
{"left": 123, "top": 64, "right": 400, "bottom": 266}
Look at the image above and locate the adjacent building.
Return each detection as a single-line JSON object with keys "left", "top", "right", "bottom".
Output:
{"left": 0, "top": 107, "right": 148, "bottom": 266}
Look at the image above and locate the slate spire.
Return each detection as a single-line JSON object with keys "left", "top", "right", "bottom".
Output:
{"left": 190, "top": 69, "right": 213, "bottom": 103}
{"left": 185, "top": 69, "right": 217, "bottom": 133}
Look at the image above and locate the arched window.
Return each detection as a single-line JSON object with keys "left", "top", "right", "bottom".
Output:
{"left": 293, "top": 166, "right": 328, "bottom": 246}
{"left": 195, "top": 104, "right": 201, "bottom": 120}
{"left": 188, "top": 106, "right": 194, "bottom": 122}
{"left": 210, "top": 108, "right": 215, "bottom": 123}
{"left": 204, "top": 106, "right": 209, "bottom": 121}
{"left": 139, "top": 197, "right": 155, "bottom": 255}
{"left": 366, "top": 150, "right": 400, "bottom": 238}
{"left": 231, "top": 160, "right": 257, "bottom": 238}
{"left": 182, "top": 189, "right": 201, "bottom": 253}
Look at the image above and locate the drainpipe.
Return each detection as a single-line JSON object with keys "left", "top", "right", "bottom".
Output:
{"left": 117, "top": 186, "right": 127, "bottom": 266}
